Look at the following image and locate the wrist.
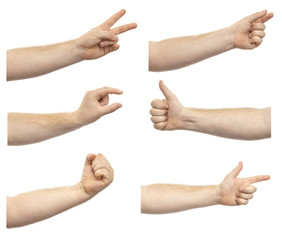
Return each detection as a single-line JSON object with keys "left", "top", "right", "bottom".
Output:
{"left": 224, "top": 26, "right": 237, "bottom": 49}
{"left": 215, "top": 184, "right": 222, "bottom": 205}
{"left": 221, "top": 27, "right": 236, "bottom": 50}
{"left": 180, "top": 107, "right": 202, "bottom": 131}
{"left": 71, "top": 111, "right": 87, "bottom": 128}
{"left": 77, "top": 182, "right": 94, "bottom": 201}
{"left": 64, "top": 39, "right": 85, "bottom": 62}
{"left": 73, "top": 38, "right": 87, "bottom": 61}
{"left": 67, "top": 183, "right": 92, "bottom": 205}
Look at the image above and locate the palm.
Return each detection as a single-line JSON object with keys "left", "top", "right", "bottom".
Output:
{"left": 166, "top": 98, "right": 184, "bottom": 130}
{"left": 232, "top": 21, "right": 253, "bottom": 49}
{"left": 81, "top": 163, "right": 104, "bottom": 196}
{"left": 219, "top": 178, "right": 248, "bottom": 206}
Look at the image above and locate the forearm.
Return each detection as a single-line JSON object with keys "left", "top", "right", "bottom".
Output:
{"left": 7, "top": 183, "right": 90, "bottom": 228}
{"left": 182, "top": 107, "right": 271, "bottom": 140}
{"left": 7, "top": 40, "right": 83, "bottom": 80}
{"left": 141, "top": 184, "right": 219, "bottom": 214}
{"left": 8, "top": 112, "right": 82, "bottom": 145}
{"left": 149, "top": 28, "right": 234, "bottom": 72}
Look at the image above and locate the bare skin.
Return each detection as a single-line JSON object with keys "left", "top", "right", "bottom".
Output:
{"left": 7, "top": 9, "right": 137, "bottom": 80}
{"left": 7, "top": 154, "right": 113, "bottom": 228}
{"left": 141, "top": 162, "right": 270, "bottom": 214}
{"left": 149, "top": 10, "right": 274, "bottom": 72}
{"left": 8, "top": 86, "right": 123, "bottom": 145}
{"left": 150, "top": 81, "right": 271, "bottom": 140}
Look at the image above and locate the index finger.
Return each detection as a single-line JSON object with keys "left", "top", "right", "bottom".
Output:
{"left": 111, "top": 23, "right": 137, "bottom": 35}
{"left": 96, "top": 87, "right": 123, "bottom": 96}
{"left": 247, "top": 175, "right": 270, "bottom": 184}
{"left": 256, "top": 12, "right": 274, "bottom": 23}
{"left": 101, "top": 9, "right": 126, "bottom": 29}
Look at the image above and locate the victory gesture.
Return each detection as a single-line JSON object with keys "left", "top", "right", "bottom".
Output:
{"left": 76, "top": 9, "right": 137, "bottom": 60}
{"left": 7, "top": 9, "right": 137, "bottom": 80}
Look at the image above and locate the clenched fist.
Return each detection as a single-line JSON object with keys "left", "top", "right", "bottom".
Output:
{"left": 80, "top": 153, "right": 114, "bottom": 198}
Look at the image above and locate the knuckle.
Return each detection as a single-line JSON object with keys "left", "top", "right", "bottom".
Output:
{"left": 85, "top": 90, "right": 92, "bottom": 96}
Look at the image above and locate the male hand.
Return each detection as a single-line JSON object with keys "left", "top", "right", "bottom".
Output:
{"left": 218, "top": 162, "right": 270, "bottom": 206}
{"left": 80, "top": 154, "right": 114, "bottom": 198}
{"left": 228, "top": 10, "right": 274, "bottom": 49}
{"left": 76, "top": 9, "right": 137, "bottom": 60}
{"left": 150, "top": 80, "right": 185, "bottom": 130}
{"left": 74, "top": 87, "right": 123, "bottom": 126}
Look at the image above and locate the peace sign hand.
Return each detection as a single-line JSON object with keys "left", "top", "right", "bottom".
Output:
{"left": 76, "top": 9, "right": 137, "bottom": 60}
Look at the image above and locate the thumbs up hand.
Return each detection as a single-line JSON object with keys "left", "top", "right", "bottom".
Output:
{"left": 217, "top": 162, "right": 270, "bottom": 206}
{"left": 228, "top": 10, "right": 274, "bottom": 49}
{"left": 150, "top": 80, "right": 185, "bottom": 130}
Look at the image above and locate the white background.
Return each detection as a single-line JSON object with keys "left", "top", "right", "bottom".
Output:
{"left": 1, "top": 0, "right": 281, "bottom": 239}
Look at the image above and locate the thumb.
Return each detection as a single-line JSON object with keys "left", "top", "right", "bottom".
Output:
{"left": 159, "top": 80, "right": 176, "bottom": 101}
{"left": 84, "top": 154, "right": 96, "bottom": 167}
{"left": 244, "top": 10, "right": 267, "bottom": 23}
{"left": 225, "top": 162, "right": 243, "bottom": 179}
{"left": 101, "top": 103, "right": 122, "bottom": 115}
